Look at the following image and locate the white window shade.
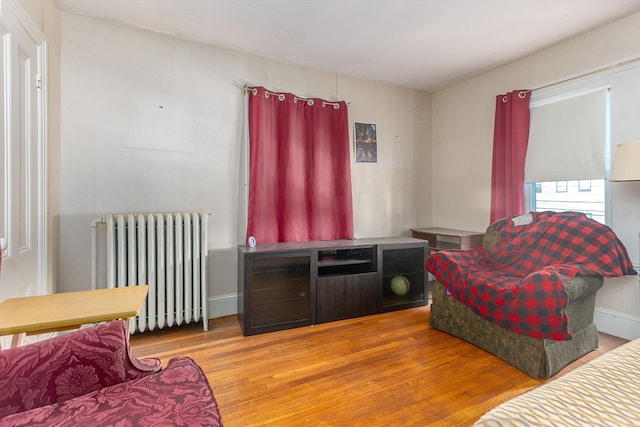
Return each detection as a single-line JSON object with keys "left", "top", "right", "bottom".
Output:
{"left": 525, "top": 89, "right": 607, "bottom": 182}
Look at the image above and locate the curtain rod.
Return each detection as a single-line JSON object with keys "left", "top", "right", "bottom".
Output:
{"left": 531, "top": 56, "right": 640, "bottom": 93}
{"left": 243, "top": 84, "right": 348, "bottom": 107}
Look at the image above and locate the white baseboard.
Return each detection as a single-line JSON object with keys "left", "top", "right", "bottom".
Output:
{"left": 204, "top": 298, "right": 640, "bottom": 341}
{"left": 594, "top": 306, "right": 640, "bottom": 340}
{"left": 208, "top": 293, "right": 238, "bottom": 319}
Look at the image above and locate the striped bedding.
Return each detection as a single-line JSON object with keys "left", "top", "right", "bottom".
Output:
{"left": 474, "top": 338, "right": 640, "bottom": 426}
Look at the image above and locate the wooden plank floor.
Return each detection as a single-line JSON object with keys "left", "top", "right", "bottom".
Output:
{"left": 130, "top": 306, "right": 627, "bottom": 426}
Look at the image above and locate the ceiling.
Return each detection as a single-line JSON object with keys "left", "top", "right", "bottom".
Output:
{"left": 54, "top": 0, "right": 640, "bottom": 92}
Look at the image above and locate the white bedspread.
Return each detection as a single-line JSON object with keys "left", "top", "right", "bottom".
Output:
{"left": 474, "top": 338, "right": 640, "bottom": 426}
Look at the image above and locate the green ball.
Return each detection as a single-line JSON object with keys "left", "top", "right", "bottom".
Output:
{"left": 390, "top": 275, "right": 410, "bottom": 296}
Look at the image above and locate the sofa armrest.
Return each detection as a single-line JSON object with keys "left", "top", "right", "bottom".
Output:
{"left": 0, "top": 357, "right": 223, "bottom": 427}
{"left": 566, "top": 275, "right": 603, "bottom": 301}
{"left": 0, "top": 319, "right": 161, "bottom": 417}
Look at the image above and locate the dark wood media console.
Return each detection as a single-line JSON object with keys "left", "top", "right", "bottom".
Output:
{"left": 237, "top": 237, "right": 428, "bottom": 336}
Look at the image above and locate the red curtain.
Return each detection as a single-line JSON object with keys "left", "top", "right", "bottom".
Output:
{"left": 490, "top": 90, "right": 531, "bottom": 223}
{"left": 246, "top": 86, "right": 354, "bottom": 244}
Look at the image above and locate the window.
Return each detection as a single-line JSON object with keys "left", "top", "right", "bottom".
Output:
{"left": 527, "top": 180, "right": 605, "bottom": 224}
{"left": 523, "top": 60, "right": 640, "bottom": 229}
{"left": 526, "top": 85, "right": 610, "bottom": 225}
{"left": 578, "top": 180, "right": 592, "bottom": 192}
{"left": 555, "top": 181, "right": 568, "bottom": 193}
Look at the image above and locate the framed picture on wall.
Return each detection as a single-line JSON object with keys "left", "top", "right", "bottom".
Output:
{"left": 354, "top": 121, "right": 377, "bottom": 163}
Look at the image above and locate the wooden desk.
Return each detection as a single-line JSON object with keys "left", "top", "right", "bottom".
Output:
{"left": 410, "top": 227, "right": 484, "bottom": 254}
{"left": 0, "top": 285, "right": 148, "bottom": 348}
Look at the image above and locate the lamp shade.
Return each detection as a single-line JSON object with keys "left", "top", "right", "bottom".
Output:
{"left": 610, "top": 141, "right": 640, "bottom": 182}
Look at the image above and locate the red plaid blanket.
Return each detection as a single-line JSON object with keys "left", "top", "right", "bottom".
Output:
{"left": 425, "top": 211, "right": 636, "bottom": 340}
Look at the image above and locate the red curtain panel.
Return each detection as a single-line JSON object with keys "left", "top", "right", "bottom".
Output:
{"left": 246, "top": 86, "right": 354, "bottom": 244}
{"left": 490, "top": 90, "right": 531, "bottom": 223}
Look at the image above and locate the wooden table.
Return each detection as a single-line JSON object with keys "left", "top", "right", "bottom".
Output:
{"left": 410, "top": 227, "right": 484, "bottom": 254}
{"left": 0, "top": 285, "right": 148, "bottom": 348}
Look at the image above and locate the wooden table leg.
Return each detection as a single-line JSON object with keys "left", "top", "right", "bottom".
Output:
{"left": 10, "top": 333, "right": 21, "bottom": 348}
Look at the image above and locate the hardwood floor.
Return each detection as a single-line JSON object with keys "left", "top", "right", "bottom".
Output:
{"left": 130, "top": 306, "right": 627, "bottom": 426}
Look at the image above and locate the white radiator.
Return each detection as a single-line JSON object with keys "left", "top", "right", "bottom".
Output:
{"left": 91, "top": 212, "right": 209, "bottom": 333}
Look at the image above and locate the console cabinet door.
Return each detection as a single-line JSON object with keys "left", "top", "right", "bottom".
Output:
{"left": 379, "top": 243, "right": 427, "bottom": 311}
{"left": 241, "top": 252, "right": 311, "bottom": 335}
{"left": 316, "top": 272, "right": 378, "bottom": 323}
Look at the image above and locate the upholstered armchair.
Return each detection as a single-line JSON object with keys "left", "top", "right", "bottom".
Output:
{"left": 0, "top": 319, "right": 223, "bottom": 426}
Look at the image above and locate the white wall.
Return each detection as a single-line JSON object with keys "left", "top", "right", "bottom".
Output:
{"left": 433, "top": 12, "right": 640, "bottom": 339}
{"left": 50, "top": 5, "right": 640, "bottom": 338}
{"left": 59, "top": 13, "right": 433, "bottom": 317}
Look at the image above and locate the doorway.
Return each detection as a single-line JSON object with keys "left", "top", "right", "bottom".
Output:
{"left": 0, "top": 1, "right": 48, "bottom": 310}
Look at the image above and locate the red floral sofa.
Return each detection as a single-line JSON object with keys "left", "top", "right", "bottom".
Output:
{"left": 0, "top": 319, "right": 223, "bottom": 426}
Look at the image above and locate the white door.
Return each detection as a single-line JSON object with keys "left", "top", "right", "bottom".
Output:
{"left": 0, "top": 1, "right": 47, "bottom": 307}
